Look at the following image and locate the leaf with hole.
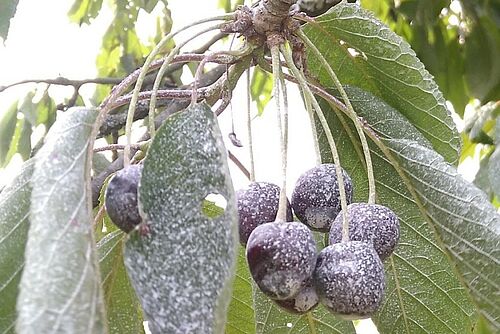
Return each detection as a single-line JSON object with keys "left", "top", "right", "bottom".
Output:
{"left": 16, "top": 107, "right": 106, "bottom": 333}
{"left": 124, "top": 102, "right": 238, "bottom": 333}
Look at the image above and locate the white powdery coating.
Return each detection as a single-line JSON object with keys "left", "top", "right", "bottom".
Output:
{"left": 291, "top": 163, "right": 353, "bottom": 232}
{"left": 246, "top": 221, "right": 317, "bottom": 300}
{"left": 329, "top": 203, "right": 400, "bottom": 260}
{"left": 274, "top": 281, "right": 319, "bottom": 314}
{"left": 124, "top": 104, "right": 238, "bottom": 334}
{"left": 236, "top": 182, "right": 292, "bottom": 245}
{"left": 314, "top": 241, "right": 385, "bottom": 319}
{"left": 17, "top": 107, "right": 106, "bottom": 333}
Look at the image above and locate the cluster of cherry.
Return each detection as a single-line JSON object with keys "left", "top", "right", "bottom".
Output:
{"left": 237, "top": 163, "right": 400, "bottom": 318}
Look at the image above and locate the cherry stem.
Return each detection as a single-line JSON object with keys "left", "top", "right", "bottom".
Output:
{"left": 270, "top": 44, "right": 289, "bottom": 223}
{"left": 123, "top": 13, "right": 236, "bottom": 168}
{"left": 246, "top": 68, "right": 256, "bottom": 182}
{"left": 281, "top": 43, "right": 350, "bottom": 243}
{"left": 296, "top": 30, "right": 376, "bottom": 205}
{"left": 300, "top": 67, "right": 321, "bottom": 166}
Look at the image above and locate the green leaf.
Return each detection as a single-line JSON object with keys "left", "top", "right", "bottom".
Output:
{"left": 254, "top": 291, "right": 356, "bottom": 334}
{"left": 488, "top": 147, "right": 500, "bottom": 198}
{"left": 16, "top": 107, "right": 106, "bottom": 333}
{"left": 68, "top": 0, "right": 104, "bottom": 25}
{"left": 317, "top": 86, "right": 494, "bottom": 332}
{"left": 0, "top": 101, "right": 18, "bottom": 166}
{"left": 465, "top": 17, "right": 500, "bottom": 102}
{"left": 0, "top": 159, "right": 34, "bottom": 333}
{"left": 303, "top": 2, "right": 461, "bottom": 164}
{"left": 124, "top": 103, "right": 238, "bottom": 333}
{"left": 4, "top": 116, "right": 32, "bottom": 166}
{"left": 0, "top": 0, "right": 19, "bottom": 41}
{"left": 98, "top": 230, "right": 144, "bottom": 334}
{"left": 387, "top": 138, "right": 500, "bottom": 331}
{"left": 226, "top": 247, "right": 255, "bottom": 334}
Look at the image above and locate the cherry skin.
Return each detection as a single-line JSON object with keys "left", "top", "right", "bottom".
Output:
{"left": 246, "top": 221, "right": 317, "bottom": 300}
{"left": 104, "top": 164, "right": 143, "bottom": 233}
{"left": 236, "top": 182, "right": 293, "bottom": 245}
{"left": 291, "top": 163, "right": 353, "bottom": 232}
{"left": 314, "top": 241, "right": 385, "bottom": 319}
{"left": 329, "top": 203, "right": 400, "bottom": 261}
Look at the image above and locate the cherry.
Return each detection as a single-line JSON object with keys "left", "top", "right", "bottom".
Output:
{"left": 291, "top": 163, "right": 353, "bottom": 232}
{"left": 329, "top": 203, "right": 400, "bottom": 261}
{"left": 246, "top": 221, "right": 317, "bottom": 300}
{"left": 237, "top": 182, "right": 293, "bottom": 245}
{"left": 104, "top": 164, "right": 143, "bottom": 233}
{"left": 314, "top": 241, "right": 385, "bottom": 319}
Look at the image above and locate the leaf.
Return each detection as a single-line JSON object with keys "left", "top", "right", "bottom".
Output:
{"left": 124, "top": 103, "right": 238, "bottom": 333}
{"left": 488, "top": 147, "right": 500, "bottom": 198}
{"left": 98, "top": 230, "right": 144, "bottom": 334}
{"left": 316, "top": 86, "right": 493, "bottom": 333}
{"left": 387, "top": 138, "right": 500, "bottom": 331}
{"left": 16, "top": 107, "right": 106, "bottom": 333}
{"left": 254, "top": 291, "right": 357, "bottom": 334}
{"left": 303, "top": 2, "right": 461, "bottom": 164}
{"left": 474, "top": 154, "right": 494, "bottom": 200}
{"left": 226, "top": 247, "right": 255, "bottom": 334}
{"left": 0, "top": 0, "right": 19, "bottom": 41}
{"left": 0, "top": 101, "right": 18, "bottom": 166}
{"left": 465, "top": 17, "right": 500, "bottom": 102}
{"left": 68, "top": 0, "right": 104, "bottom": 25}
{"left": 0, "top": 159, "right": 34, "bottom": 333}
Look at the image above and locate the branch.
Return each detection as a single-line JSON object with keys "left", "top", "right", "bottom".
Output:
{"left": 0, "top": 77, "right": 123, "bottom": 93}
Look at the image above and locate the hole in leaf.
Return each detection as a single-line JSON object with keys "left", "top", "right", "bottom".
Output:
{"left": 201, "top": 193, "right": 227, "bottom": 219}
{"left": 347, "top": 47, "right": 368, "bottom": 60}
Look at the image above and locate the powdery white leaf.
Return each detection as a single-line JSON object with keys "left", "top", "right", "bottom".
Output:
{"left": 304, "top": 2, "right": 460, "bottom": 164}
{"left": 16, "top": 107, "right": 106, "bottom": 334}
{"left": 387, "top": 138, "right": 500, "bottom": 330}
{"left": 316, "top": 87, "right": 476, "bottom": 333}
{"left": 0, "top": 159, "right": 34, "bottom": 333}
{"left": 124, "top": 103, "right": 238, "bottom": 333}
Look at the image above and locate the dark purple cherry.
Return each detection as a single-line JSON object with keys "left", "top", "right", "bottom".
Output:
{"left": 329, "top": 203, "right": 400, "bottom": 261}
{"left": 246, "top": 221, "right": 317, "bottom": 300}
{"left": 237, "top": 182, "right": 293, "bottom": 245}
{"left": 314, "top": 241, "right": 385, "bottom": 319}
{"left": 291, "top": 163, "right": 353, "bottom": 232}
{"left": 104, "top": 164, "right": 143, "bottom": 233}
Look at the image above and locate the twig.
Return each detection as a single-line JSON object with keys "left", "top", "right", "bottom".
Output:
{"left": 93, "top": 143, "right": 142, "bottom": 153}
{"left": 228, "top": 150, "right": 251, "bottom": 180}
{"left": 246, "top": 68, "right": 256, "bottom": 181}
{"left": 0, "top": 77, "right": 123, "bottom": 93}
{"left": 124, "top": 14, "right": 235, "bottom": 167}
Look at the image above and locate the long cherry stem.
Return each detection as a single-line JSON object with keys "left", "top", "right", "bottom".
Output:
{"left": 270, "top": 44, "right": 289, "bottom": 223}
{"left": 297, "top": 30, "right": 376, "bottom": 204}
{"left": 281, "top": 44, "right": 350, "bottom": 242}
